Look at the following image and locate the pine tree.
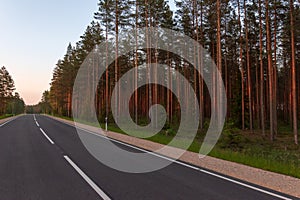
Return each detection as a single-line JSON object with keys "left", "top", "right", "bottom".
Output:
{"left": 290, "top": 0, "right": 298, "bottom": 145}
{"left": 0, "top": 66, "right": 16, "bottom": 115}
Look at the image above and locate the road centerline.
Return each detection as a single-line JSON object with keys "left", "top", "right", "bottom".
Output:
{"left": 63, "top": 155, "right": 111, "bottom": 200}
{"left": 39, "top": 128, "right": 55, "bottom": 145}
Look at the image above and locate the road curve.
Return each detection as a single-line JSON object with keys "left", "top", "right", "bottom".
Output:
{"left": 0, "top": 115, "right": 297, "bottom": 200}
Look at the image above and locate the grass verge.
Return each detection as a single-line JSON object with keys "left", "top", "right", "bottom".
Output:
{"left": 0, "top": 114, "right": 14, "bottom": 120}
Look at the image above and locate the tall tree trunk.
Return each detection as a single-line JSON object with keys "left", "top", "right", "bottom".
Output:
{"left": 135, "top": 0, "right": 139, "bottom": 126}
{"left": 238, "top": 0, "right": 245, "bottom": 130}
{"left": 115, "top": 0, "right": 119, "bottom": 120}
{"left": 154, "top": 17, "right": 158, "bottom": 128}
{"left": 193, "top": 0, "right": 198, "bottom": 126}
{"left": 224, "top": 20, "right": 229, "bottom": 119}
{"left": 244, "top": 0, "right": 253, "bottom": 131}
{"left": 290, "top": 0, "right": 298, "bottom": 145}
{"left": 145, "top": 0, "right": 150, "bottom": 122}
{"left": 105, "top": 14, "right": 109, "bottom": 126}
{"left": 259, "top": 0, "right": 265, "bottom": 136}
{"left": 266, "top": 0, "right": 274, "bottom": 141}
{"left": 217, "top": 0, "right": 222, "bottom": 125}
{"left": 273, "top": 0, "right": 278, "bottom": 137}
{"left": 199, "top": 0, "right": 204, "bottom": 129}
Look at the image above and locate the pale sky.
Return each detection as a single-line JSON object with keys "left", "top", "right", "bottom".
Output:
{"left": 0, "top": 0, "right": 98, "bottom": 105}
{"left": 0, "top": 0, "right": 176, "bottom": 105}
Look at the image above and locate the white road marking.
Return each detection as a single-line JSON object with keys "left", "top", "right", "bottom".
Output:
{"left": 78, "top": 126, "right": 202, "bottom": 170}
{"left": 72, "top": 127, "right": 293, "bottom": 199}
{"left": 0, "top": 116, "right": 20, "bottom": 127}
{"left": 64, "top": 155, "right": 111, "bottom": 200}
{"left": 47, "top": 116, "right": 292, "bottom": 200}
{"left": 39, "top": 128, "right": 54, "bottom": 144}
{"left": 36, "top": 121, "right": 39, "bottom": 127}
{"left": 199, "top": 169, "right": 292, "bottom": 200}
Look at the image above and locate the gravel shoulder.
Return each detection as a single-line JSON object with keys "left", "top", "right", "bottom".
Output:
{"left": 47, "top": 115, "right": 300, "bottom": 198}
{"left": 0, "top": 115, "right": 22, "bottom": 125}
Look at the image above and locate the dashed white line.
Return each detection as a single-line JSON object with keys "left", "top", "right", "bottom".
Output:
{"left": 39, "top": 128, "right": 54, "bottom": 144}
{"left": 63, "top": 155, "right": 111, "bottom": 200}
{"left": 47, "top": 116, "right": 292, "bottom": 200}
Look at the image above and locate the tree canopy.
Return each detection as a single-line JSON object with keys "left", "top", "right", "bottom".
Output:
{"left": 0, "top": 66, "right": 25, "bottom": 115}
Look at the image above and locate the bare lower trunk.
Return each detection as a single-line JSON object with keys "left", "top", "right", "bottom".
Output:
{"left": 244, "top": 0, "right": 253, "bottom": 131}
{"left": 266, "top": 0, "right": 274, "bottom": 141}
{"left": 290, "top": 0, "right": 298, "bottom": 145}
{"left": 259, "top": 0, "right": 265, "bottom": 136}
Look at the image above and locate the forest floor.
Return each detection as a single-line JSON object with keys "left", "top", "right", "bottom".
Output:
{"left": 208, "top": 128, "right": 300, "bottom": 179}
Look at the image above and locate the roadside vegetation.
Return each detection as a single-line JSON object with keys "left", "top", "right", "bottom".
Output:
{"left": 0, "top": 66, "right": 25, "bottom": 117}
{"left": 0, "top": 114, "right": 14, "bottom": 120}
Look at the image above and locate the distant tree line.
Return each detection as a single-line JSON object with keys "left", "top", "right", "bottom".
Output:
{"left": 26, "top": 90, "right": 52, "bottom": 114}
{"left": 39, "top": 0, "right": 300, "bottom": 144}
{"left": 0, "top": 66, "right": 25, "bottom": 116}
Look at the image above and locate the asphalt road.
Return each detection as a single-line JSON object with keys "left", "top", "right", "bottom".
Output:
{"left": 0, "top": 115, "right": 297, "bottom": 200}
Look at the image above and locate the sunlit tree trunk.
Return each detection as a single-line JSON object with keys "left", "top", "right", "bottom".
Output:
{"left": 217, "top": 0, "right": 222, "bottom": 125}
{"left": 259, "top": 0, "right": 265, "bottom": 136}
{"left": 105, "top": 12, "right": 109, "bottom": 125}
{"left": 273, "top": 0, "right": 278, "bottom": 137}
{"left": 193, "top": 0, "right": 198, "bottom": 126}
{"left": 135, "top": 0, "right": 139, "bottom": 126}
{"left": 115, "top": 0, "right": 119, "bottom": 120}
{"left": 255, "top": 54, "right": 260, "bottom": 128}
{"left": 266, "top": 0, "right": 274, "bottom": 141}
{"left": 290, "top": 0, "right": 298, "bottom": 145}
{"left": 199, "top": 0, "right": 204, "bottom": 129}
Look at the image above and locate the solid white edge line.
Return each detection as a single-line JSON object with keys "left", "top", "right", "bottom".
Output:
{"left": 39, "top": 128, "right": 54, "bottom": 144}
{"left": 36, "top": 121, "right": 39, "bottom": 127}
{"left": 74, "top": 127, "right": 293, "bottom": 200}
{"left": 78, "top": 126, "right": 201, "bottom": 171}
{"left": 199, "top": 169, "right": 292, "bottom": 200}
{"left": 63, "top": 155, "right": 111, "bottom": 200}
{"left": 72, "top": 126, "right": 293, "bottom": 200}
{"left": 47, "top": 116, "right": 292, "bottom": 200}
{"left": 0, "top": 116, "right": 20, "bottom": 127}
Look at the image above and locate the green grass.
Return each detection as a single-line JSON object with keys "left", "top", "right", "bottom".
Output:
{"left": 209, "top": 148, "right": 300, "bottom": 178}
{"left": 49, "top": 114, "right": 300, "bottom": 178}
{"left": 0, "top": 114, "right": 14, "bottom": 120}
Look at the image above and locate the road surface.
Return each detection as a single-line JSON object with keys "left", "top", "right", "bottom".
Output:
{"left": 0, "top": 115, "right": 297, "bottom": 200}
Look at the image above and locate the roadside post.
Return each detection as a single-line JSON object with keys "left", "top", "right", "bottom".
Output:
{"left": 105, "top": 117, "right": 108, "bottom": 132}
